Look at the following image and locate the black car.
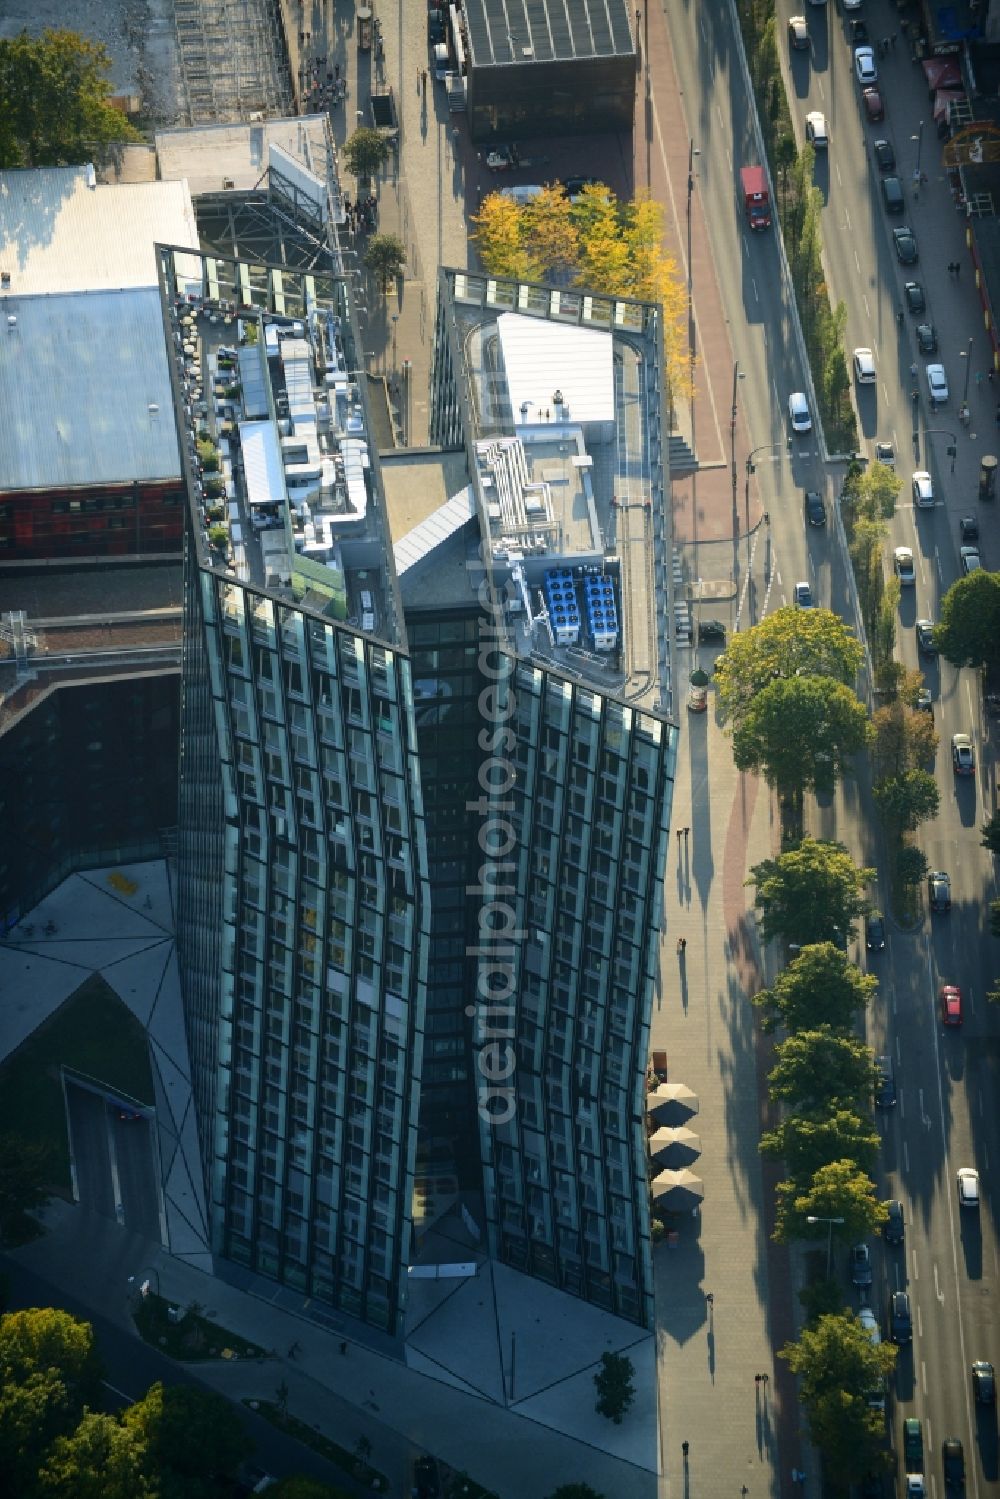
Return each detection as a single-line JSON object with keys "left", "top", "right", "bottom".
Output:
{"left": 904, "top": 280, "right": 926, "bottom": 313}
{"left": 894, "top": 227, "right": 919, "bottom": 265}
{"left": 875, "top": 1055, "right": 897, "bottom": 1107}
{"left": 850, "top": 18, "right": 870, "bottom": 45}
{"left": 865, "top": 912, "right": 886, "bottom": 950}
{"left": 884, "top": 1199, "right": 905, "bottom": 1245}
{"left": 960, "top": 514, "right": 979, "bottom": 541}
{"left": 428, "top": 10, "right": 446, "bottom": 44}
{"left": 929, "top": 870, "right": 951, "bottom": 912}
{"left": 972, "top": 1360, "right": 996, "bottom": 1404}
{"left": 916, "top": 322, "right": 938, "bottom": 354}
{"left": 805, "top": 490, "right": 826, "bottom": 526}
{"left": 890, "top": 1289, "right": 912, "bottom": 1343}
{"left": 915, "top": 619, "right": 937, "bottom": 655}
{"left": 873, "top": 137, "right": 895, "bottom": 172}
{"left": 698, "top": 618, "right": 727, "bottom": 643}
{"left": 942, "top": 1437, "right": 964, "bottom": 1489}
{"left": 882, "top": 176, "right": 905, "bottom": 214}
{"left": 413, "top": 1456, "right": 441, "bottom": 1499}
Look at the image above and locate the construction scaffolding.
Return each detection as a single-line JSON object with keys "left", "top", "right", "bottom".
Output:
{"left": 174, "top": 0, "right": 294, "bottom": 124}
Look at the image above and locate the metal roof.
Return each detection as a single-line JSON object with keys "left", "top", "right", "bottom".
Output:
{"left": 497, "top": 312, "right": 614, "bottom": 425}
{"left": 239, "top": 421, "right": 286, "bottom": 508}
{"left": 0, "top": 166, "right": 197, "bottom": 294}
{"left": 463, "top": 0, "right": 635, "bottom": 67}
{"left": 155, "top": 117, "right": 332, "bottom": 197}
{"left": 393, "top": 485, "right": 477, "bottom": 574}
{"left": 0, "top": 289, "right": 180, "bottom": 492}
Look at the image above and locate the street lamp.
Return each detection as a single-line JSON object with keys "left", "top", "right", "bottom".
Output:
{"left": 745, "top": 441, "right": 787, "bottom": 537}
{"left": 806, "top": 1215, "right": 845, "bottom": 1279}
{"left": 391, "top": 312, "right": 399, "bottom": 374}
{"left": 911, "top": 120, "right": 924, "bottom": 180}
{"left": 687, "top": 141, "right": 701, "bottom": 362}
{"left": 730, "top": 360, "right": 744, "bottom": 519}
{"left": 962, "top": 334, "right": 974, "bottom": 405}
{"left": 922, "top": 428, "right": 959, "bottom": 475}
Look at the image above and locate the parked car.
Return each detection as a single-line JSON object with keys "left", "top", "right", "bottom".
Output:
{"left": 890, "top": 1289, "right": 912, "bottom": 1342}
{"left": 951, "top": 732, "right": 974, "bottom": 775}
{"left": 865, "top": 912, "right": 886, "bottom": 950}
{"left": 904, "top": 281, "right": 925, "bottom": 313}
{"left": 928, "top": 870, "right": 951, "bottom": 912}
{"left": 961, "top": 545, "right": 981, "bottom": 573}
{"left": 916, "top": 322, "right": 938, "bottom": 354}
{"left": 855, "top": 46, "right": 878, "bottom": 84}
{"left": 413, "top": 1455, "right": 441, "bottom": 1499}
{"left": 912, "top": 471, "right": 934, "bottom": 508}
{"left": 959, "top": 514, "right": 979, "bottom": 541}
{"left": 854, "top": 347, "right": 876, "bottom": 383}
{"left": 875, "top": 1055, "right": 896, "bottom": 1107}
{"left": 873, "top": 137, "right": 895, "bottom": 170}
{"left": 863, "top": 87, "right": 885, "bottom": 123}
{"left": 850, "top": 18, "right": 869, "bottom": 44}
{"left": 894, "top": 227, "right": 919, "bottom": 264}
{"left": 940, "top": 984, "right": 963, "bottom": 1026}
{"left": 904, "top": 1417, "right": 924, "bottom": 1471}
{"left": 805, "top": 490, "right": 826, "bottom": 526}
{"left": 851, "top": 1242, "right": 873, "bottom": 1287}
{"left": 942, "top": 1438, "right": 964, "bottom": 1490}
{"left": 788, "top": 391, "right": 812, "bottom": 432}
{"left": 894, "top": 546, "right": 915, "bottom": 585}
{"left": 794, "top": 580, "right": 814, "bottom": 608}
{"left": 926, "top": 363, "right": 949, "bottom": 403}
{"left": 972, "top": 1360, "right": 996, "bottom": 1404}
{"left": 915, "top": 619, "right": 937, "bottom": 655}
{"left": 882, "top": 175, "right": 905, "bottom": 213}
{"left": 698, "top": 618, "right": 727, "bottom": 642}
{"left": 957, "top": 1167, "right": 980, "bottom": 1208}
{"left": 884, "top": 1199, "right": 905, "bottom": 1246}
{"left": 806, "top": 111, "right": 829, "bottom": 148}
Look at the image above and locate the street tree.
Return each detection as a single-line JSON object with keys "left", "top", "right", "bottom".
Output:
{"left": 0, "top": 28, "right": 139, "bottom": 170}
{"left": 895, "top": 844, "right": 928, "bottom": 892}
{"left": 37, "top": 1411, "right": 152, "bottom": 1499}
{"left": 990, "top": 898, "right": 1000, "bottom": 938}
{"left": 363, "top": 233, "right": 406, "bottom": 295}
{"left": 843, "top": 459, "right": 901, "bottom": 523}
{"left": 848, "top": 517, "right": 886, "bottom": 634}
{"left": 472, "top": 193, "right": 540, "bottom": 280}
{"left": 871, "top": 577, "right": 901, "bottom": 693}
{"left": 0, "top": 1133, "right": 53, "bottom": 1244}
{"left": 871, "top": 696, "right": 937, "bottom": 780}
{"left": 775, "top": 1159, "right": 888, "bottom": 1245}
{"left": 732, "top": 674, "right": 870, "bottom": 796}
{"left": 873, "top": 769, "right": 940, "bottom": 833}
{"left": 982, "top": 810, "right": 1000, "bottom": 856}
{"left": 341, "top": 127, "right": 391, "bottom": 186}
{"left": 521, "top": 185, "right": 579, "bottom": 281}
{"left": 761, "top": 1108, "right": 880, "bottom": 1180}
{"left": 572, "top": 184, "right": 630, "bottom": 295}
{"left": 753, "top": 946, "right": 876, "bottom": 1035}
{"left": 748, "top": 839, "right": 875, "bottom": 948}
{"left": 780, "top": 1313, "right": 896, "bottom": 1482}
{"left": 934, "top": 568, "right": 1000, "bottom": 671}
{"left": 714, "top": 606, "right": 863, "bottom": 728}
{"left": 123, "top": 1382, "right": 249, "bottom": 1499}
{"left": 768, "top": 1028, "right": 875, "bottom": 1112}
{"left": 593, "top": 1351, "right": 635, "bottom": 1425}
{"left": 619, "top": 195, "right": 690, "bottom": 401}
{"left": 0, "top": 1307, "right": 103, "bottom": 1496}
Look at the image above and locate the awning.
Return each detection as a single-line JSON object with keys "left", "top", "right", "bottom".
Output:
{"left": 923, "top": 57, "right": 961, "bottom": 91}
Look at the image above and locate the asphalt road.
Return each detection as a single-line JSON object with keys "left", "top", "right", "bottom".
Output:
{"left": 0, "top": 1254, "right": 364, "bottom": 1495}
{"left": 669, "top": 0, "right": 1000, "bottom": 1491}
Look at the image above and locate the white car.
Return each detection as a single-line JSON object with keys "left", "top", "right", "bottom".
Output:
{"left": 853, "top": 348, "right": 876, "bottom": 384}
{"left": 926, "top": 363, "right": 949, "bottom": 403}
{"left": 961, "top": 545, "right": 982, "bottom": 574}
{"left": 854, "top": 47, "right": 877, "bottom": 84}
{"left": 958, "top": 1167, "right": 980, "bottom": 1208}
{"left": 794, "top": 581, "right": 814, "bottom": 608}
{"left": 894, "top": 546, "right": 915, "bottom": 585}
{"left": 788, "top": 391, "right": 812, "bottom": 432}
{"left": 806, "top": 111, "right": 829, "bottom": 148}
{"left": 912, "top": 471, "right": 934, "bottom": 508}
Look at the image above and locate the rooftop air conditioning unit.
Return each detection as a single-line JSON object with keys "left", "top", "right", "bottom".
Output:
{"left": 223, "top": 176, "right": 235, "bottom": 190}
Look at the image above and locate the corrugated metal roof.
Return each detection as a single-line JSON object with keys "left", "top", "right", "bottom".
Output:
{"left": 393, "top": 485, "right": 477, "bottom": 573}
{"left": 464, "top": 0, "right": 634, "bottom": 67}
{"left": 0, "top": 167, "right": 198, "bottom": 294}
{"left": 497, "top": 312, "right": 614, "bottom": 425}
{"left": 0, "top": 289, "right": 180, "bottom": 491}
{"left": 240, "top": 421, "right": 286, "bottom": 508}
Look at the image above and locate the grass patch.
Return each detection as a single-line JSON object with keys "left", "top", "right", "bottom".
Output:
{"left": 0, "top": 973, "right": 154, "bottom": 1188}
{"left": 134, "top": 1292, "right": 264, "bottom": 1363}
{"left": 248, "top": 1400, "right": 387, "bottom": 1493}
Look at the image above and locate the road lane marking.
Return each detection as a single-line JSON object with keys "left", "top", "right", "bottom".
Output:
{"left": 751, "top": 277, "right": 759, "bottom": 304}
{"left": 934, "top": 1264, "right": 945, "bottom": 1304}
{"left": 836, "top": 162, "right": 843, "bottom": 188}
{"left": 854, "top": 249, "right": 861, "bottom": 273}
{"left": 910, "top": 1251, "right": 917, "bottom": 1282}
{"left": 917, "top": 1303, "right": 923, "bottom": 1338}
{"left": 845, "top": 210, "right": 851, "bottom": 231}
{"left": 919, "top": 1088, "right": 932, "bottom": 1129}
{"left": 903, "top": 1139, "right": 909, "bottom": 1173}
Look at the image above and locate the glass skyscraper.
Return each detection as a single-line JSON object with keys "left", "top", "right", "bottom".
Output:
{"left": 159, "top": 242, "right": 676, "bottom": 1340}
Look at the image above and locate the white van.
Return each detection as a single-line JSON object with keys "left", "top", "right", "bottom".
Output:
{"left": 230, "top": 522, "right": 242, "bottom": 548}
{"left": 500, "top": 184, "right": 544, "bottom": 206}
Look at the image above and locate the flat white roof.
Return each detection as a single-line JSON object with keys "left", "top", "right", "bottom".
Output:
{"left": 0, "top": 166, "right": 197, "bottom": 294}
{"left": 0, "top": 289, "right": 180, "bottom": 491}
{"left": 497, "top": 312, "right": 615, "bottom": 426}
{"left": 394, "top": 485, "right": 476, "bottom": 574}
{"left": 155, "top": 117, "right": 331, "bottom": 197}
{"left": 240, "top": 420, "right": 286, "bottom": 507}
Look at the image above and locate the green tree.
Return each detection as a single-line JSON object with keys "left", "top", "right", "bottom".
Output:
{"left": 895, "top": 844, "right": 928, "bottom": 891}
{"left": 799, "top": 1277, "right": 847, "bottom": 1326}
{"left": 123, "top": 1383, "right": 249, "bottom": 1499}
{"left": 848, "top": 517, "right": 886, "bottom": 633}
{"left": 714, "top": 606, "right": 863, "bottom": 728}
{"left": 732, "top": 674, "right": 870, "bottom": 796}
{"left": 37, "top": 1411, "right": 152, "bottom": 1499}
{"left": 935, "top": 569, "right": 1000, "bottom": 671}
{"left": 363, "top": 232, "right": 406, "bottom": 295}
{"left": 768, "top": 1028, "right": 875, "bottom": 1111}
{"left": 872, "top": 694, "right": 937, "bottom": 779}
{"left": 572, "top": 185, "right": 630, "bottom": 294}
{"left": 990, "top": 899, "right": 1000, "bottom": 938}
{"left": 754, "top": 946, "right": 876, "bottom": 1035}
{"left": 873, "top": 769, "right": 940, "bottom": 833}
{"left": 520, "top": 185, "right": 579, "bottom": 281}
{"left": 341, "top": 127, "right": 391, "bottom": 185}
{"left": 0, "top": 1133, "right": 54, "bottom": 1244}
{"left": 748, "top": 839, "right": 874, "bottom": 948}
{"left": 775, "top": 1159, "right": 888, "bottom": 1245}
{"left": 982, "top": 810, "right": 1000, "bottom": 856}
{"left": 0, "top": 29, "right": 139, "bottom": 169}
{"left": 0, "top": 1308, "right": 103, "bottom": 1496}
{"left": 761, "top": 1108, "right": 879, "bottom": 1179}
{"left": 593, "top": 1351, "right": 635, "bottom": 1425}
{"left": 780, "top": 1313, "right": 896, "bottom": 1482}
{"left": 473, "top": 193, "right": 540, "bottom": 280}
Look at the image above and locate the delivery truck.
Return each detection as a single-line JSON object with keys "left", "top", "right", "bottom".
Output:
{"left": 740, "top": 164, "right": 771, "bottom": 230}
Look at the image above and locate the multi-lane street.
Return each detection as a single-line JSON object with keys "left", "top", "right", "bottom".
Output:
{"left": 669, "top": 0, "right": 1000, "bottom": 1491}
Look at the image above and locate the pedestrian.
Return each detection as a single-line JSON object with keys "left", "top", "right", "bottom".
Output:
{"left": 676, "top": 829, "right": 682, "bottom": 844}
{"left": 335, "top": 62, "right": 340, "bottom": 80}
{"left": 705, "top": 1291, "right": 714, "bottom": 1304}
{"left": 683, "top": 826, "right": 690, "bottom": 840}
{"left": 755, "top": 1373, "right": 762, "bottom": 1386}
{"left": 891, "top": 31, "right": 897, "bottom": 49}
{"left": 287, "top": 1341, "right": 300, "bottom": 1358}
{"left": 339, "top": 1340, "right": 348, "bottom": 1354}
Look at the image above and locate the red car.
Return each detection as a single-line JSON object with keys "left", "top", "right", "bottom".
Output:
{"left": 940, "top": 984, "right": 963, "bottom": 1026}
{"left": 863, "top": 87, "right": 884, "bottom": 123}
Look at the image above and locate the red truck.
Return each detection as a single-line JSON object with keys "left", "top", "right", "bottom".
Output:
{"left": 740, "top": 165, "right": 771, "bottom": 230}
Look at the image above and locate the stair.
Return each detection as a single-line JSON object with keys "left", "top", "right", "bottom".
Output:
{"left": 669, "top": 434, "right": 697, "bottom": 473}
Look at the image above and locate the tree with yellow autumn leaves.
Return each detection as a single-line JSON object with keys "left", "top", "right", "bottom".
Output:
{"left": 472, "top": 183, "right": 690, "bottom": 400}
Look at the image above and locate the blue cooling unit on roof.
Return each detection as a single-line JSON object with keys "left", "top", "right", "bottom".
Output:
{"left": 544, "top": 567, "right": 580, "bottom": 646}
{"left": 584, "top": 575, "right": 619, "bottom": 652}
